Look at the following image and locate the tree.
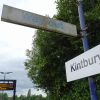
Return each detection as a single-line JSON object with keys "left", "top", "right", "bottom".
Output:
{"left": 25, "top": 0, "right": 100, "bottom": 99}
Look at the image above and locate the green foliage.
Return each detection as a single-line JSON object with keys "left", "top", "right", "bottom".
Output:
{"left": 25, "top": 29, "right": 82, "bottom": 90}
{"left": 0, "top": 93, "right": 8, "bottom": 100}
{"left": 55, "top": 0, "right": 78, "bottom": 24}
{"left": 25, "top": 0, "right": 100, "bottom": 100}
{"left": 18, "top": 94, "right": 46, "bottom": 100}
{"left": 0, "top": 93, "right": 48, "bottom": 100}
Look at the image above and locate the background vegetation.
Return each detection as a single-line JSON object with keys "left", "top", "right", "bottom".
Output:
{"left": 25, "top": 0, "right": 100, "bottom": 100}
{"left": 0, "top": 93, "right": 46, "bottom": 100}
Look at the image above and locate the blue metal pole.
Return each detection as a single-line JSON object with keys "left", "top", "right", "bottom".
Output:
{"left": 77, "top": 0, "right": 98, "bottom": 100}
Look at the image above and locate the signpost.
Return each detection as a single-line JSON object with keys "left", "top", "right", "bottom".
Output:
{"left": 1, "top": 2, "right": 98, "bottom": 100}
{"left": 0, "top": 80, "right": 16, "bottom": 100}
{"left": 65, "top": 44, "right": 100, "bottom": 82}
{"left": 1, "top": 5, "right": 77, "bottom": 37}
{"left": 77, "top": 1, "right": 98, "bottom": 100}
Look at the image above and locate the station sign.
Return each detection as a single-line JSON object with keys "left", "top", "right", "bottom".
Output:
{"left": 65, "top": 45, "right": 100, "bottom": 82}
{"left": 0, "top": 83, "right": 14, "bottom": 90}
{"left": 1, "top": 5, "right": 77, "bottom": 37}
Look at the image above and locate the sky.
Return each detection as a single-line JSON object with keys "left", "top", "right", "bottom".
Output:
{"left": 0, "top": 0, "right": 56, "bottom": 96}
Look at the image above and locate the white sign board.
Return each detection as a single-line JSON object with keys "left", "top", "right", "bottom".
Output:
{"left": 1, "top": 5, "right": 77, "bottom": 37}
{"left": 65, "top": 44, "right": 100, "bottom": 82}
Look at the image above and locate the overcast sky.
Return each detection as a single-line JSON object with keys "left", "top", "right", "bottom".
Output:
{"left": 0, "top": 0, "right": 56, "bottom": 96}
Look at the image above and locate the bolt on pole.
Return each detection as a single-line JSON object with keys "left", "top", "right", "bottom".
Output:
{"left": 77, "top": 0, "right": 98, "bottom": 100}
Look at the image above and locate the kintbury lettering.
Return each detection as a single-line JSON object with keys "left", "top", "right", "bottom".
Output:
{"left": 71, "top": 54, "right": 100, "bottom": 72}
